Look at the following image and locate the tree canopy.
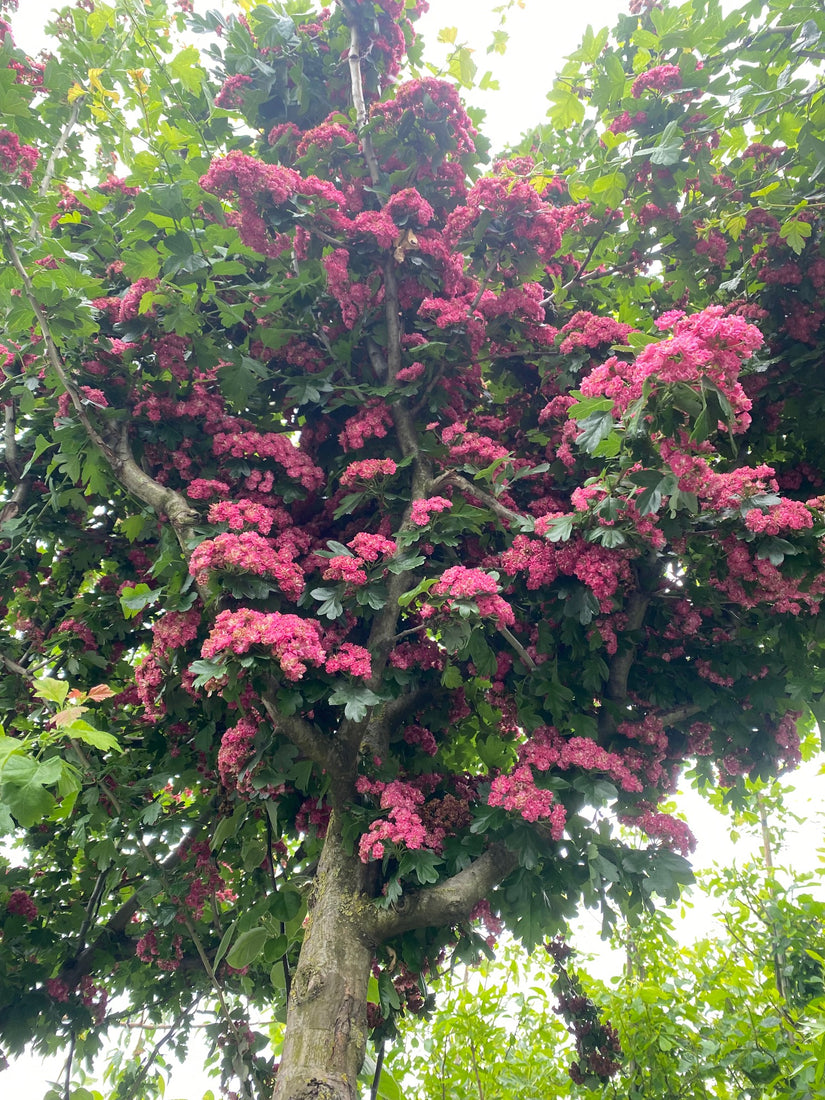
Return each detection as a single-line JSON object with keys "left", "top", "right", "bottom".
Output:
{"left": 2, "top": 0, "right": 825, "bottom": 1097}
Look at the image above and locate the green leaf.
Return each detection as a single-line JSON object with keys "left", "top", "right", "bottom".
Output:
{"left": 779, "top": 217, "right": 812, "bottom": 255}
{"left": 225, "top": 927, "right": 270, "bottom": 970}
{"left": 1, "top": 754, "right": 61, "bottom": 827}
{"left": 169, "top": 45, "right": 205, "bottom": 94}
{"left": 119, "top": 583, "right": 160, "bottom": 619}
{"left": 575, "top": 410, "right": 614, "bottom": 453}
{"left": 33, "top": 677, "right": 70, "bottom": 707}
{"left": 543, "top": 514, "right": 575, "bottom": 543}
{"left": 189, "top": 658, "right": 227, "bottom": 689}
{"left": 63, "top": 720, "right": 122, "bottom": 754}
{"left": 328, "top": 684, "right": 382, "bottom": 722}
{"left": 270, "top": 886, "right": 302, "bottom": 923}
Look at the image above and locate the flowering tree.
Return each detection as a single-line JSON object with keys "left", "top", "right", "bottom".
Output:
{"left": 2, "top": 0, "right": 825, "bottom": 1097}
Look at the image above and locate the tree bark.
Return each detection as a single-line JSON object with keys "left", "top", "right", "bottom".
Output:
{"left": 272, "top": 817, "right": 374, "bottom": 1100}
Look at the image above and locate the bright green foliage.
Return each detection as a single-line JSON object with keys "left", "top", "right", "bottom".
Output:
{"left": 393, "top": 780, "right": 825, "bottom": 1098}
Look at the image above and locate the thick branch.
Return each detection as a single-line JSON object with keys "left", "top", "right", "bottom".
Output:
{"left": 346, "top": 15, "right": 381, "bottom": 185}
{"left": 261, "top": 690, "right": 352, "bottom": 803}
{"left": 366, "top": 843, "right": 518, "bottom": 942}
{"left": 658, "top": 704, "right": 703, "bottom": 727}
{"left": 360, "top": 688, "right": 428, "bottom": 761}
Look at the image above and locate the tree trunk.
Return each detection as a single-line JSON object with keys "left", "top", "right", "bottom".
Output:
{"left": 272, "top": 817, "right": 374, "bottom": 1100}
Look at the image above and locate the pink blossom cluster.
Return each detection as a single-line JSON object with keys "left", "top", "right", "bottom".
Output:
{"left": 56, "top": 618, "right": 96, "bottom": 650}
{"left": 384, "top": 187, "right": 434, "bottom": 226}
{"left": 581, "top": 306, "right": 762, "bottom": 434}
{"left": 338, "top": 399, "right": 394, "bottom": 451}
{"left": 402, "top": 723, "right": 438, "bottom": 756}
{"left": 347, "top": 532, "right": 397, "bottom": 561}
{"left": 202, "top": 610, "right": 326, "bottom": 680}
{"left": 744, "top": 499, "right": 813, "bottom": 535}
{"left": 189, "top": 532, "right": 304, "bottom": 601}
{"left": 187, "top": 478, "right": 231, "bottom": 500}
{"left": 135, "top": 652, "right": 166, "bottom": 719}
{"left": 521, "top": 727, "right": 645, "bottom": 793}
{"left": 212, "top": 430, "right": 324, "bottom": 491}
{"left": 118, "top": 277, "right": 159, "bottom": 322}
{"left": 200, "top": 151, "right": 344, "bottom": 257}
{"left": 771, "top": 711, "right": 802, "bottom": 770}
{"left": 295, "top": 797, "right": 331, "bottom": 837}
{"left": 323, "top": 249, "right": 375, "bottom": 329}
{"left": 442, "top": 423, "right": 510, "bottom": 467}
{"left": 389, "top": 638, "right": 445, "bottom": 671}
{"left": 488, "top": 766, "right": 565, "bottom": 831}
{"left": 151, "top": 607, "right": 201, "bottom": 659}
{"left": 711, "top": 535, "right": 825, "bottom": 615}
{"left": 499, "top": 532, "right": 633, "bottom": 611}
{"left": 369, "top": 78, "right": 476, "bottom": 160}
{"left": 617, "top": 714, "right": 668, "bottom": 753}
{"left": 6, "top": 889, "right": 37, "bottom": 921}
{"left": 136, "top": 929, "right": 184, "bottom": 971}
{"left": 410, "top": 496, "right": 452, "bottom": 526}
{"left": 208, "top": 498, "right": 277, "bottom": 535}
{"left": 322, "top": 555, "right": 368, "bottom": 585}
{"left": 217, "top": 715, "right": 258, "bottom": 793}
{"left": 340, "top": 457, "right": 397, "bottom": 488}
{"left": 431, "top": 565, "right": 515, "bottom": 627}
{"left": 608, "top": 110, "right": 647, "bottom": 134}
{"left": 296, "top": 121, "right": 355, "bottom": 156}
{"left": 659, "top": 445, "right": 778, "bottom": 510}
{"left": 445, "top": 175, "right": 563, "bottom": 263}
{"left": 325, "top": 642, "right": 372, "bottom": 678}
{"left": 559, "top": 311, "right": 634, "bottom": 353}
{"left": 214, "top": 73, "right": 253, "bottom": 109}
{"left": 0, "top": 129, "right": 38, "bottom": 185}
{"left": 631, "top": 64, "right": 683, "bottom": 99}
{"left": 396, "top": 360, "right": 426, "bottom": 383}
{"left": 356, "top": 777, "right": 442, "bottom": 862}
{"left": 623, "top": 809, "right": 696, "bottom": 855}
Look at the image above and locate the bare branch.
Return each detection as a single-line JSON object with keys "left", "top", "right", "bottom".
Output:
{"left": 39, "top": 99, "right": 82, "bottom": 199}
{"left": 367, "top": 843, "right": 518, "bottom": 942}
{"left": 261, "top": 690, "right": 351, "bottom": 801}
{"left": 441, "top": 472, "right": 530, "bottom": 529}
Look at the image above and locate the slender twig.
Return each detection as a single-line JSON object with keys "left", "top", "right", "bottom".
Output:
{"left": 39, "top": 100, "right": 82, "bottom": 199}
{"left": 0, "top": 651, "right": 34, "bottom": 680}
{"left": 118, "top": 1010, "right": 194, "bottom": 1100}
{"left": 266, "top": 813, "right": 292, "bottom": 998}
{"left": 369, "top": 1040, "right": 385, "bottom": 1100}
{"left": 62, "top": 1032, "right": 76, "bottom": 1100}
{"left": 468, "top": 1037, "right": 485, "bottom": 1100}
{"left": 1, "top": 224, "right": 117, "bottom": 464}
{"left": 3, "top": 403, "right": 19, "bottom": 477}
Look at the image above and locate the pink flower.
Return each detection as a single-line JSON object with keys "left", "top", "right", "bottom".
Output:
{"left": 340, "top": 458, "right": 397, "bottom": 488}
{"left": 488, "top": 766, "right": 566, "bottom": 832}
{"left": 325, "top": 643, "right": 372, "bottom": 678}
{"left": 410, "top": 496, "right": 452, "bottom": 526}
{"left": 631, "top": 64, "right": 683, "bottom": 99}
{"left": 431, "top": 566, "right": 515, "bottom": 627}
{"left": 202, "top": 610, "right": 326, "bottom": 681}
{"left": 7, "top": 889, "right": 38, "bottom": 921}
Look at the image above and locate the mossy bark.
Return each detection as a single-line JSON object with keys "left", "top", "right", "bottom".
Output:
{"left": 272, "top": 818, "right": 373, "bottom": 1100}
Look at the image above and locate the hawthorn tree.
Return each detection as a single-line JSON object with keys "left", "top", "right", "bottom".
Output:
{"left": 3, "top": 0, "right": 825, "bottom": 1098}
